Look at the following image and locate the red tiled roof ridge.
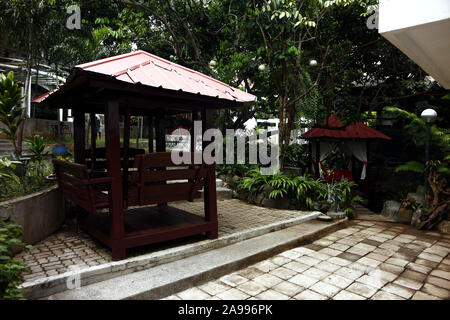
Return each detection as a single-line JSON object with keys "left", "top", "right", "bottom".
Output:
{"left": 77, "top": 50, "right": 239, "bottom": 92}
{"left": 33, "top": 50, "right": 256, "bottom": 104}
{"left": 302, "top": 115, "right": 391, "bottom": 140}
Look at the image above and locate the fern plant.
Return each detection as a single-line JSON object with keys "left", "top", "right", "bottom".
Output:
{"left": 239, "top": 168, "right": 269, "bottom": 194}
{"left": 267, "top": 172, "right": 295, "bottom": 199}
{"left": 395, "top": 160, "right": 450, "bottom": 175}
{"left": 292, "top": 175, "right": 324, "bottom": 209}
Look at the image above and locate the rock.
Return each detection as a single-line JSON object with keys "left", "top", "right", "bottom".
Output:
{"left": 411, "top": 208, "right": 424, "bottom": 227}
{"left": 437, "top": 220, "right": 450, "bottom": 234}
{"left": 230, "top": 175, "right": 241, "bottom": 187}
{"left": 256, "top": 193, "right": 265, "bottom": 206}
{"left": 397, "top": 208, "right": 414, "bottom": 224}
{"left": 262, "top": 185, "right": 274, "bottom": 198}
{"left": 261, "top": 197, "right": 290, "bottom": 210}
{"left": 327, "top": 211, "right": 346, "bottom": 219}
{"left": 416, "top": 185, "right": 425, "bottom": 197}
{"left": 238, "top": 191, "right": 249, "bottom": 201}
{"left": 248, "top": 193, "right": 257, "bottom": 204}
{"left": 407, "top": 192, "right": 425, "bottom": 207}
{"left": 319, "top": 203, "right": 331, "bottom": 214}
{"left": 232, "top": 190, "right": 239, "bottom": 199}
{"left": 317, "top": 214, "right": 333, "bottom": 222}
{"left": 381, "top": 200, "right": 400, "bottom": 219}
{"left": 216, "top": 179, "right": 224, "bottom": 188}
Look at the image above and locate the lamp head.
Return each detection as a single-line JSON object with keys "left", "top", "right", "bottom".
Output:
{"left": 309, "top": 59, "right": 318, "bottom": 67}
{"left": 421, "top": 108, "right": 437, "bottom": 123}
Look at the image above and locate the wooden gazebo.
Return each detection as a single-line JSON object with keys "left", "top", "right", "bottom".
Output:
{"left": 33, "top": 50, "right": 255, "bottom": 260}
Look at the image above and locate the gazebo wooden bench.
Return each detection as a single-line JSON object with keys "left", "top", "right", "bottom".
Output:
{"left": 53, "top": 152, "right": 213, "bottom": 258}
{"left": 33, "top": 50, "right": 256, "bottom": 260}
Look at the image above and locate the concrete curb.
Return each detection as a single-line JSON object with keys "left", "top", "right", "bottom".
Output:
{"left": 45, "top": 218, "right": 348, "bottom": 300}
{"left": 22, "top": 211, "right": 322, "bottom": 299}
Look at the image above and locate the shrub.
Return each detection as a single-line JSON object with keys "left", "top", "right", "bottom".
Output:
{"left": 239, "top": 168, "right": 361, "bottom": 214}
{"left": 0, "top": 158, "right": 54, "bottom": 202}
{"left": 0, "top": 214, "right": 31, "bottom": 300}
{"left": 281, "top": 144, "right": 308, "bottom": 168}
{"left": 216, "top": 164, "right": 255, "bottom": 178}
{"left": 240, "top": 169, "right": 325, "bottom": 209}
{"left": 26, "top": 135, "right": 48, "bottom": 164}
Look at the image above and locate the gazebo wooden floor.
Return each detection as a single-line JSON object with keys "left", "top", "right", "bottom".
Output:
{"left": 79, "top": 205, "right": 216, "bottom": 251}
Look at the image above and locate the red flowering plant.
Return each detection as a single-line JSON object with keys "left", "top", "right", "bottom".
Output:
{"left": 401, "top": 198, "right": 418, "bottom": 211}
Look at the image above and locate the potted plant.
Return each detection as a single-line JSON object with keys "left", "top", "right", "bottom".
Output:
{"left": 398, "top": 197, "right": 418, "bottom": 224}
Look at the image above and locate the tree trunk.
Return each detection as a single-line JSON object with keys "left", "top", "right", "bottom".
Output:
{"left": 16, "top": 13, "right": 33, "bottom": 158}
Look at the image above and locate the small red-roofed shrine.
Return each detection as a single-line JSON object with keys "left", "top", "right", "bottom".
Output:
{"left": 302, "top": 115, "right": 391, "bottom": 197}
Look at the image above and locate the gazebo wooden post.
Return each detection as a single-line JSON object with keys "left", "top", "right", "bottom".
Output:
{"left": 90, "top": 112, "right": 97, "bottom": 172}
{"left": 123, "top": 107, "right": 131, "bottom": 206}
{"left": 148, "top": 115, "right": 154, "bottom": 153}
{"left": 155, "top": 111, "right": 165, "bottom": 152}
{"left": 105, "top": 99, "right": 125, "bottom": 260}
{"left": 308, "top": 141, "right": 312, "bottom": 174}
{"left": 186, "top": 111, "right": 200, "bottom": 188}
{"left": 315, "top": 140, "right": 320, "bottom": 179}
{"left": 73, "top": 109, "right": 86, "bottom": 164}
{"left": 191, "top": 111, "right": 199, "bottom": 153}
{"left": 155, "top": 110, "right": 167, "bottom": 207}
{"left": 202, "top": 108, "right": 218, "bottom": 239}
{"left": 73, "top": 108, "right": 86, "bottom": 232}
{"left": 366, "top": 140, "right": 370, "bottom": 204}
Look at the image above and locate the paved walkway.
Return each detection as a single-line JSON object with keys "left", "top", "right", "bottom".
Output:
{"left": 164, "top": 220, "right": 450, "bottom": 300}
{"left": 15, "top": 199, "right": 309, "bottom": 282}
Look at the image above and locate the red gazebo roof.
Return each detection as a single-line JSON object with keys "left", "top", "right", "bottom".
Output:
{"left": 302, "top": 115, "right": 391, "bottom": 140}
{"left": 33, "top": 50, "right": 256, "bottom": 104}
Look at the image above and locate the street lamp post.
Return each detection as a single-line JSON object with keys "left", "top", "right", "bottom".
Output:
{"left": 420, "top": 108, "right": 437, "bottom": 203}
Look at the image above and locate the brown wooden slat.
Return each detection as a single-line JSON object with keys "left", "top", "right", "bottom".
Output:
{"left": 127, "top": 192, "right": 201, "bottom": 206}
{"left": 86, "top": 160, "right": 136, "bottom": 170}
{"left": 59, "top": 180, "right": 89, "bottom": 197}
{"left": 135, "top": 152, "right": 202, "bottom": 168}
{"left": 123, "top": 221, "right": 215, "bottom": 244}
{"left": 53, "top": 160, "right": 87, "bottom": 179}
{"left": 132, "top": 168, "right": 207, "bottom": 183}
{"left": 140, "top": 182, "right": 196, "bottom": 198}
{"left": 61, "top": 191, "right": 92, "bottom": 212}
{"left": 59, "top": 171, "right": 88, "bottom": 187}
{"left": 85, "top": 147, "right": 145, "bottom": 158}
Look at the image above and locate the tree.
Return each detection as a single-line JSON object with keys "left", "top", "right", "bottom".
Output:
{"left": 0, "top": 71, "right": 27, "bottom": 157}
{"left": 246, "top": 0, "right": 360, "bottom": 169}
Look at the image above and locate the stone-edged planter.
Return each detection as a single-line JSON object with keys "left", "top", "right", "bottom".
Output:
{"left": 397, "top": 207, "right": 414, "bottom": 224}
{"left": 0, "top": 185, "right": 65, "bottom": 245}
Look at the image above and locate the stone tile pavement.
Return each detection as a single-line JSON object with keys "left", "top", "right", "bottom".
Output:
{"left": 163, "top": 220, "right": 450, "bottom": 300}
{"left": 15, "top": 199, "right": 309, "bottom": 282}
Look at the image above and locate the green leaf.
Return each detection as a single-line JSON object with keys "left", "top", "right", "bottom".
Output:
{"left": 395, "top": 161, "right": 425, "bottom": 173}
